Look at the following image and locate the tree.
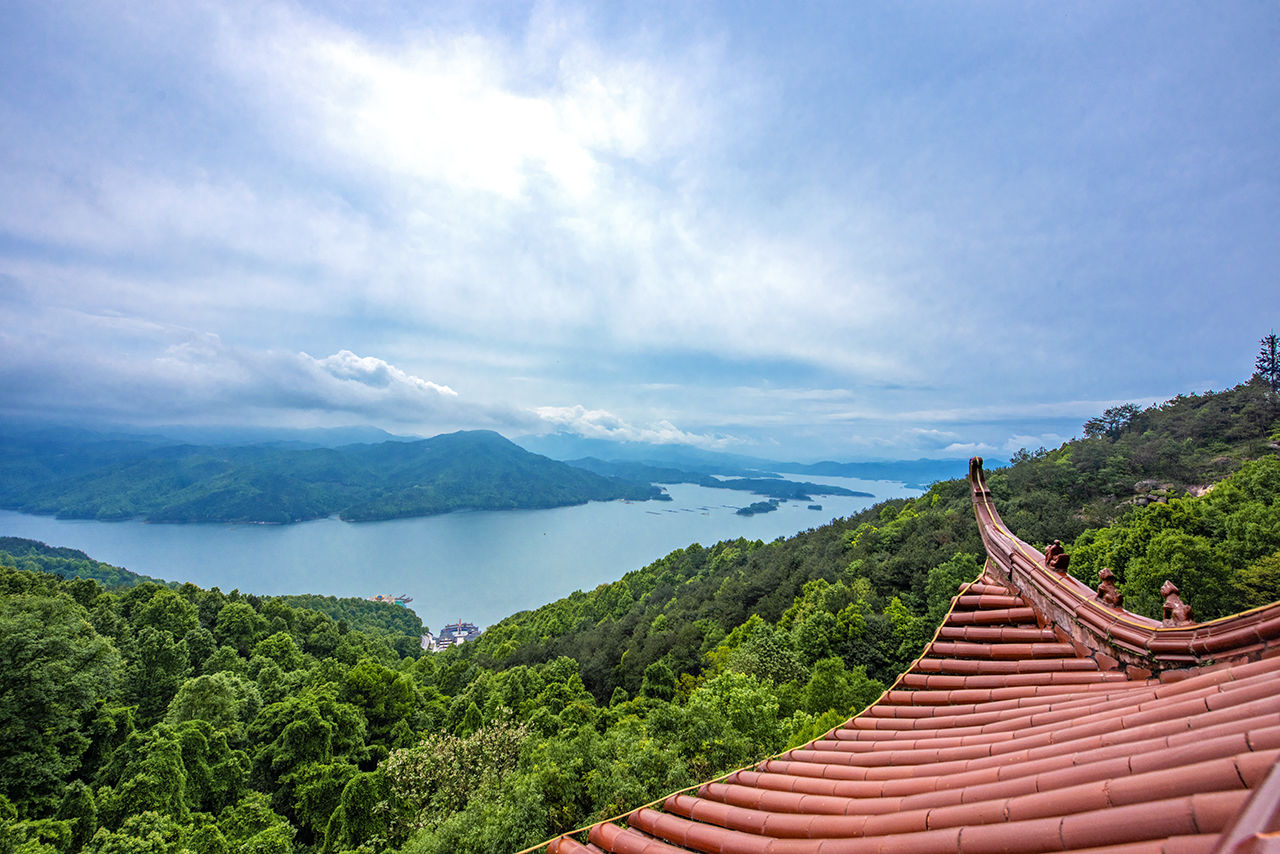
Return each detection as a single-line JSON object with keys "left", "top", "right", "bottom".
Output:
{"left": 791, "top": 611, "right": 838, "bottom": 666}
{"left": 342, "top": 659, "right": 420, "bottom": 745}
{"left": 1083, "top": 403, "right": 1142, "bottom": 439}
{"left": 1256, "top": 332, "right": 1280, "bottom": 398}
{"left": 325, "top": 771, "right": 390, "bottom": 852}
{"left": 124, "top": 627, "right": 191, "bottom": 724}
{"left": 85, "top": 811, "right": 187, "bottom": 854}
{"left": 1010, "top": 446, "right": 1048, "bottom": 465}
{"left": 1124, "top": 529, "right": 1231, "bottom": 623}
{"left": 382, "top": 720, "right": 530, "bottom": 847}
{"left": 134, "top": 589, "right": 199, "bottom": 638}
{"left": 802, "top": 657, "right": 860, "bottom": 715}
{"left": 246, "top": 689, "right": 368, "bottom": 802}
{"left": 215, "top": 792, "right": 294, "bottom": 854}
{"left": 56, "top": 781, "right": 98, "bottom": 851}
{"left": 280, "top": 761, "right": 356, "bottom": 843}
{"left": 724, "top": 621, "right": 807, "bottom": 685}
{"left": 924, "top": 552, "right": 982, "bottom": 624}
{"left": 639, "top": 661, "right": 676, "bottom": 701}
{"left": 0, "top": 591, "right": 121, "bottom": 801}
{"left": 251, "top": 632, "right": 305, "bottom": 672}
{"left": 165, "top": 673, "right": 261, "bottom": 734}
{"left": 95, "top": 727, "right": 190, "bottom": 825}
{"left": 214, "top": 603, "right": 267, "bottom": 657}
{"left": 681, "top": 672, "right": 784, "bottom": 773}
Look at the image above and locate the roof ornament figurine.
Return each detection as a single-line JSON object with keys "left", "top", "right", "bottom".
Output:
{"left": 1161, "top": 579, "right": 1194, "bottom": 626}
{"left": 1043, "top": 539, "right": 1070, "bottom": 573}
{"left": 1096, "top": 566, "right": 1123, "bottom": 608}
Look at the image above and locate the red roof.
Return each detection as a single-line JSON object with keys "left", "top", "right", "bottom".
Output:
{"left": 545, "top": 458, "right": 1280, "bottom": 854}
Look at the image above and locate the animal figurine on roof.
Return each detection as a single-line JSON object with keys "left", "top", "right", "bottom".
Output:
{"left": 1043, "top": 539, "right": 1070, "bottom": 573}
{"left": 1161, "top": 580, "right": 1194, "bottom": 627}
{"left": 1096, "top": 567, "right": 1123, "bottom": 608}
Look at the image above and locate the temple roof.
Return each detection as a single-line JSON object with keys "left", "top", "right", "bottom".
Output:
{"left": 545, "top": 458, "right": 1280, "bottom": 854}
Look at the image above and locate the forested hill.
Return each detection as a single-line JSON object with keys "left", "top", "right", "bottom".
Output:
{"left": 0, "top": 428, "right": 662, "bottom": 524}
{"left": 0, "top": 536, "right": 426, "bottom": 641}
{"left": 0, "top": 536, "right": 172, "bottom": 589}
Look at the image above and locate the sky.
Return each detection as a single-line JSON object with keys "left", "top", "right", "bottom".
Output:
{"left": 1, "top": 1, "right": 1277, "bottom": 462}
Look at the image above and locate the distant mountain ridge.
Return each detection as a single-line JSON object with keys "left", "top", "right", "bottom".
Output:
{"left": 0, "top": 418, "right": 416, "bottom": 448}
{"left": 0, "top": 428, "right": 661, "bottom": 524}
{"left": 771, "top": 458, "right": 983, "bottom": 488}
{"left": 564, "top": 457, "right": 872, "bottom": 501}
{"left": 517, "top": 433, "right": 992, "bottom": 489}
{"left": 0, "top": 418, "right": 988, "bottom": 525}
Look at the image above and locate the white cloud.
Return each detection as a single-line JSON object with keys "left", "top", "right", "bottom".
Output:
{"left": 885, "top": 397, "right": 1172, "bottom": 424}
{"left": 310, "top": 350, "right": 457, "bottom": 397}
{"left": 532, "top": 404, "right": 736, "bottom": 449}
{"left": 942, "top": 442, "right": 999, "bottom": 456}
{"left": 274, "top": 22, "right": 680, "bottom": 203}
{"left": 0, "top": 1, "right": 942, "bottom": 399}
{"left": 0, "top": 300, "right": 737, "bottom": 449}
{"left": 152, "top": 342, "right": 482, "bottom": 425}
{"left": 907, "top": 427, "right": 960, "bottom": 441}
{"left": 0, "top": 303, "right": 472, "bottom": 426}
{"left": 195, "top": 3, "right": 915, "bottom": 375}
{"left": 1003, "top": 433, "right": 1070, "bottom": 452}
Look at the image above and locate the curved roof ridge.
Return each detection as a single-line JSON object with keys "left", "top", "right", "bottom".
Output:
{"left": 967, "top": 456, "right": 1280, "bottom": 676}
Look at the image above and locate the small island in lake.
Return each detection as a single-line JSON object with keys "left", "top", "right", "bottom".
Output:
{"left": 736, "top": 499, "right": 780, "bottom": 516}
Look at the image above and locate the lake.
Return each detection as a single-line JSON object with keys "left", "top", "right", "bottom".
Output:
{"left": 0, "top": 475, "right": 920, "bottom": 632}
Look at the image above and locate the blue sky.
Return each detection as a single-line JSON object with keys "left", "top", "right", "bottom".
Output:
{"left": 1, "top": 1, "right": 1277, "bottom": 461}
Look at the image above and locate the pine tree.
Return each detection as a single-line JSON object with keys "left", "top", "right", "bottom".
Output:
{"left": 1257, "top": 332, "right": 1280, "bottom": 398}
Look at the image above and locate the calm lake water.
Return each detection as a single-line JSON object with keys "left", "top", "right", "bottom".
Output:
{"left": 0, "top": 476, "right": 919, "bottom": 632}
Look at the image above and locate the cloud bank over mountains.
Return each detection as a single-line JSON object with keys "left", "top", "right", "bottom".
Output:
{"left": 0, "top": 302, "right": 724, "bottom": 447}
{"left": 1, "top": 1, "right": 1277, "bottom": 459}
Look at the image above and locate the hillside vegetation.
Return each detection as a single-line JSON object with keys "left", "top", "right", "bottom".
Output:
{"left": 0, "top": 429, "right": 661, "bottom": 524}
{"left": 0, "top": 537, "right": 426, "bottom": 644}
{"left": 0, "top": 537, "right": 173, "bottom": 590}
{"left": 1, "top": 378, "right": 1278, "bottom": 853}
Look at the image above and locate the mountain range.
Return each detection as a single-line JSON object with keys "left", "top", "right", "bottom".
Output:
{"left": 0, "top": 427, "right": 662, "bottom": 524}
{"left": 0, "top": 419, "right": 981, "bottom": 525}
